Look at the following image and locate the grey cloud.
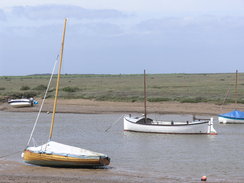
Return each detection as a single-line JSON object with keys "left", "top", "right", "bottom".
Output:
{"left": 133, "top": 15, "right": 244, "bottom": 43}
{"left": 72, "top": 22, "right": 124, "bottom": 37}
{"left": 0, "top": 4, "right": 126, "bottom": 38}
{"left": 9, "top": 4, "right": 127, "bottom": 20}
{"left": 135, "top": 15, "right": 244, "bottom": 32}
{"left": 1, "top": 21, "right": 123, "bottom": 39}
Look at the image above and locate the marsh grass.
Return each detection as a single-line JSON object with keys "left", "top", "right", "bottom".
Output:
{"left": 20, "top": 86, "right": 30, "bottom": 90}
{"left": 33, "top": 84, "right": 47, "bottom": 91}
{"left": 62, "top": 86, "right": 80, "bottom": 92}
{"left": 0, "top": 73, "right": 243, "bottom": 104}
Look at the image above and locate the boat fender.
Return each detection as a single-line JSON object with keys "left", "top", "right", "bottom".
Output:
{"left": 171, "top": 121, "right": 174, "bottom": 125}
{"left": 201, "top": 175, "right": 207, "bottom": 181}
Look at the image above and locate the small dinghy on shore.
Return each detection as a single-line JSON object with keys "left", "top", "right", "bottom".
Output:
{"left": 218, "top": 110, "right": 244, "bottom": 124}
{"left": 218, "top": 71, "right": 244, "bottom": 124}
{"left": 8, "top": 98, "right": 37, "bottom": 108}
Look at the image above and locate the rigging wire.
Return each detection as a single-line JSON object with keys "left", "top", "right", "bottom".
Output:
{"left": 105, "top": 114, "right": 124, "bottom": 132}
{"left": 26, "top": 55, "right": 59, "bottom": 147}
{"left": 220, "top": 87, "right": 231, "bottom": 111}
{"left": 0, "top": 151, "right": 23, "bottom": 159}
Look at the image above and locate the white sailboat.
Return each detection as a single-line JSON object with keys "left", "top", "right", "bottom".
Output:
{"left": 124, "top": 70, "right": 217, "bottom": 135}
{"left": 22, "top": 19, "right": 110, "bottom": 167}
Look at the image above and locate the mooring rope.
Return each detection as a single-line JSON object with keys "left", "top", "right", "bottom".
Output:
{"left": 26, "top": 56, "right": 59, "bottom": 147}
{"left": 0, "top": 150, "right": 23, "bottom": 159}
{"left": 105, "top": 114, "right": 124, "bottom": 132}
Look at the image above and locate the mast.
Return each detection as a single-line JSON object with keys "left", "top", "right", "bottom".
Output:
{"left": 49, "top": 18, "right": 67, "bottom": 140}
{"left": 144, "top": 69, "right": 147, "bottom": 123}
{"left": 234, "top": 69, "right": 238, "bottom": 108}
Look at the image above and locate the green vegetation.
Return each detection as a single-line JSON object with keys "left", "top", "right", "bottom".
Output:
{"left": 62, "top": 86, "right": 79, "bottom": 92}
{"left": 20, "top": 86, "right": 30, "bottom": 90}
{"left": 148, "top": 97, "right": 171, "bottom": 102}
{"left": 5, "top": 91, "right": 38, "bottom": 99}
{"left": 0, "top": 73, "right": 243, "bottom": 104}
{"left": 32, "top": 84, "right": 47, "bottom": 91}
{"left": 179, "top": 97, "right": 207, "bottom": 103}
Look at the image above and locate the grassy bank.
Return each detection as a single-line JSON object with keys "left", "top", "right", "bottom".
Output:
{"left": 0, "top": 73, "right": 243, "bottom": 104}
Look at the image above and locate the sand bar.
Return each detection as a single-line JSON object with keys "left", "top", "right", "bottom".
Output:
{"left": 1, "top": 98, "right": 243, "bottom": 115}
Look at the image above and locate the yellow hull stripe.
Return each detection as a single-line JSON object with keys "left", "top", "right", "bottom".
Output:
{"left": 23, "top": 150, "right": 107, "bottom": 166}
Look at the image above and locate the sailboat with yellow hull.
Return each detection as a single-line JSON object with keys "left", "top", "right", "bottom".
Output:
{"left": 23, "top": 141, "right": 110, "bottom": 167}
{"left": 22, "top": 19, "right": 110, "bottom": 167}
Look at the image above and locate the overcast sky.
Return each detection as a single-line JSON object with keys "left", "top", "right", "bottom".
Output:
{"left": 0, "top": 0, "right": 244, "bottom": 75}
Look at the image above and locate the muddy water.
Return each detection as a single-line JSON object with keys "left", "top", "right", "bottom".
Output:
{"left": 0, "top": 111, "right": 244, "bottom": 182}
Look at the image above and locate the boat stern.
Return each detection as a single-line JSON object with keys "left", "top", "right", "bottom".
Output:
{"left": 208, "top": 118, "right": 217, "bottom": 135}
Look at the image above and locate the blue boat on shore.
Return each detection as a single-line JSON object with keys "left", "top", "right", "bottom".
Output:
{"left": 218, "top": 110, "right": 244, "bottom": 124}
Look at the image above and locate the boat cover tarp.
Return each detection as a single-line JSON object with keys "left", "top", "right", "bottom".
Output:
{"left": 219, "top": 110, "right": 244, "bottom": 119}
{"left": 27, "top": 141, "right": 105, "bottom": 157}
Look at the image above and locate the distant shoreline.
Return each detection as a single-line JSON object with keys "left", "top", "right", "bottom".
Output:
{"left": 0, "top": 98, "right": 243, "bottom": 116}
{"left": 1, "top": 73, "right": 243, "bottom": 106}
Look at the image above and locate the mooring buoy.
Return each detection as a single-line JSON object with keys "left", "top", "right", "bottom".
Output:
{"left": 201, "top": 176, "right": 207, "bottom": 181}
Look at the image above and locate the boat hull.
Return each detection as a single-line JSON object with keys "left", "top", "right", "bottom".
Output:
{"left": 218, "top": 110, "right": 244, "bottom": 124}
{"left": 8, "top": 99, "right": 33, "bottom": 108}
{"left": 218, "top": 116, "right": 244, "bottom": 124}
{"left": 10, "top": 102, "right": 32, "bottom": 108}
{"left": 23, "top": 150, "right": 109, "bottom": 167}
{"left": 124, "top": 116, "right": 217, "bottom": 135}
{"left": 22, "top": 141, "right": 110, "bottom": 167}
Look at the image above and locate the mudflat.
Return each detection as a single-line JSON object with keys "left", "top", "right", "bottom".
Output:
{"left": 0, "top": 98, "right": 243, "bottom": 115}
{"left": 0, "top": 160, "right": 175, "bottom": 183}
